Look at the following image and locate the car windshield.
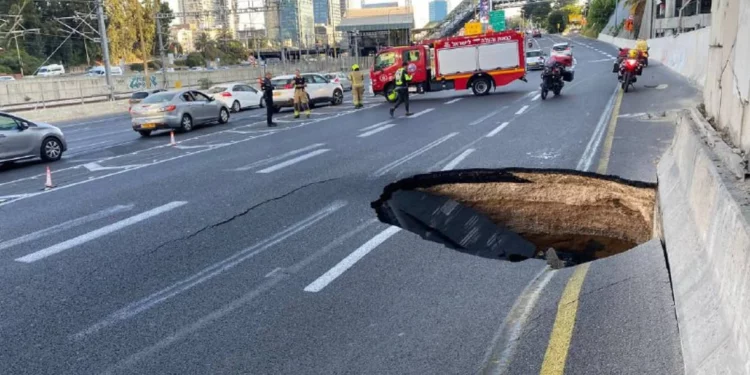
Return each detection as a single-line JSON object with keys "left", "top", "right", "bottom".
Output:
{"left": 141, "top": 92, "right": 176, "bottom": 104}
{"left": 553, "top": 45, "right": 569, "bottom": 51}
{"left": 131, "top": 92, "right": 150, "bottom": 100}
{"left": 527, "top": 51, "right": 543, "bottom": 57}
{"left": 374, "top": 51, "right": 397, "bottom": 71}
{"left": 208, "top": 87, "right": 228, "bottom": 94}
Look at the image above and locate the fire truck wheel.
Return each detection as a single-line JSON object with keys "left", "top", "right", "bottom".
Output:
{"left": 471, "top": 77, "right": 492, "bottom": 96}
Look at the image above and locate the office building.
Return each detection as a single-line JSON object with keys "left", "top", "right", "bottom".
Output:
{"left": 429, "top": 0, "right": 447, "bottom": 22}
{"left": 314, "top": 0, "right": 342, "bottom": 44}
{"left": 177, "top": 0, "right": 239, "bottom": 38}
{"left": 278, "top": 0, "right": 316, "bottom": 47}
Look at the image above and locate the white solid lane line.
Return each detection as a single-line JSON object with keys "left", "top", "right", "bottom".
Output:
{"left": 441, "top": 148, "right": 475, "bottom": 171}
{"left": 373, "top": 132, "right": 459, "bottom": 177}
{"left": 304, "top": 226, "right": 401, "bottom": 292}
{"left": 400, "top": 108, "right": 434, "bottom": 118}
{"left": 445, "top": 98, "right": 463, "bottom": 104}
{"left": 469, "top": 110, "right": 500, "bottom": 126}
{"left": 74, "top": 200, "right": 347, "bottom": 340}
{"left": 0, "top": 204, "right": 134, "bottom": 252}
{"left": 532, "top": 94, "right": 541, "bottom": 101}
{"left": 256, "top": 149, "right": 330, "bottom": 174}
{"left": 15, "top": 201, "right": 187, "bottom": 263}
{"left": 360, "top": 120, "right": 392, "bottom": 132}
{"left": 235, "top": 143, "right": 325, "bottom": 171}
{"left": 577, "top": 85, "right": 619, "bottom": 171}
{"left": 515, "top": 105, "right": 529, "bottom": 115}
{"left": 487, "top": 122, "right": 511, "bottom": 138}
{"left": 358, "top": 124, "right": 396, "bottom": 138}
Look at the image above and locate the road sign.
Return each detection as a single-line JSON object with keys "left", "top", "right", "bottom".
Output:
{"left": 465, "top": 22, "right": 482, "bottom": 36}
{"left": 490, "top": 10, "right": 506, "bottom": 32}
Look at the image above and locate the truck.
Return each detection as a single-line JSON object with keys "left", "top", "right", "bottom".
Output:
{"left": 370, "top": 30, "right": 527, "bottom": 101}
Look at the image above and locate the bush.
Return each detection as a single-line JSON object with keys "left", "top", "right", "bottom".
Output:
{"left": 548, "top": 10, "right": 568, "bottom": 33}
{"left": 186, "top": 52, "right": 205, "bottom": 68}
{"left": 586, "top": 0, "right": 616, "bottom": 35}
{"left": 129, "top": 61, "right": 163, "bottom": 72}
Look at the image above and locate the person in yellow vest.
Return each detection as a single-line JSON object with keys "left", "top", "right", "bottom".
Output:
{"left": 389, "top": 61, "right": 413, "bottom": 118}
{"left": 348, "top": 64, "right": 365, "bottom": 109}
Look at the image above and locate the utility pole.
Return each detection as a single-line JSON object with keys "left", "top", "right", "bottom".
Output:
{"left": 156, "top": 15, "right": 167, "bottom": 88}
{"left": 95, "top": 0, "right": 114, "bottom": 100}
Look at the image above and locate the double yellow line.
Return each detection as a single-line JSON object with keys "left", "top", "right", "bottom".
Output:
{"left": 538, "top": 87, "right": 625, "bottom": 375}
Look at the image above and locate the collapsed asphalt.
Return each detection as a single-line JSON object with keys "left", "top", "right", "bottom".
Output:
{"left": 0, "top": 35, "right": 695, "bottom": 374}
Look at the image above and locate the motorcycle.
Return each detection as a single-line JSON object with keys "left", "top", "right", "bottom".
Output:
{"left": 540, "top": 62, "right": 564, "bottom": 100}
{"left": 619, "top": 57, "right": 641, "bottom": 92}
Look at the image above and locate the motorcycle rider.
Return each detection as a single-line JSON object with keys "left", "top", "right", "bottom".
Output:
{"left": 389, "top": 61, "right": 413, "bottom": 118}
{"left": 618, "top": 49, "right": 641, "bottom": 81}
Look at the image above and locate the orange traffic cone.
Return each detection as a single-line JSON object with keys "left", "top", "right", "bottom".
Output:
{"left": 169, "top": 131, "right": 176, "bottom": 146}
{"left": 44, "top": 166, "right": 55, "bottom": 190}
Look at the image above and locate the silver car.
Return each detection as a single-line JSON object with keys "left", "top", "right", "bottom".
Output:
{"left": 129, "top": 89, "right": 230, "bottom": 137}
{"left": 325, "top": 72, "right": 352, "bottom": 91}
{"left": 0, "top": 112, "right": 67, "bottom": 163}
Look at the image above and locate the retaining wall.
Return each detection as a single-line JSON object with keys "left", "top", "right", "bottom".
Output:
{"left": 657, "top": 109, "right": 750, "bottom": 375}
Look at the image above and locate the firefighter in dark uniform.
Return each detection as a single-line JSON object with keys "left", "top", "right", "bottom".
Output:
{"left": 260, "top": 72, "right": 277, "bottom": 127}
{"left": 389, "top": 61, "right": 413, "bottom": 118}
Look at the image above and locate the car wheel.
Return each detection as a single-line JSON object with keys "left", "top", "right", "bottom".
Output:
{"left": 218, "top": 108, "right": 230, "bottom": 124}
{"left": 471, "top": 77, "right": 492, "bottom": 96}
{"left": 259, "top": 98, "right": 265, "bottom": 108}
{"left": 138, "top": 130, "right": 152, "bottom": 137}
{"left": 180, "top": 114, "right": 193, "bottom": 132}
{"left": 40, "top": 137, "right": 63, "bottom": 161}
{"left": 331, "top": 89, "right": 343, "bottom": 105}
{"left": 231, "top": 100, "right": 241, "bottom": 113}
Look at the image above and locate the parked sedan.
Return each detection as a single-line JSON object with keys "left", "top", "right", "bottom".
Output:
{"left": 270, "top": 73, "right": 344, "bottom": 112}
{"left": 208, "top": 82, "right": 265, "bottom": 112}
{"left": 324, "top": 72, "right": 352, "bottom": 91}
{"left": 129, "top": 89, "right": 230, "bottom": 137}
{"left": 0, "top": 112, "right": 67, "bottom": 163}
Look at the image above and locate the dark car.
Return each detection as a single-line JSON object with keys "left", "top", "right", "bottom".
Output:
{"left": 129, "top": 89, "right": 167, "bottom": 105}
{"left": 533, "top": 29, "right": 542, "bottom": 38}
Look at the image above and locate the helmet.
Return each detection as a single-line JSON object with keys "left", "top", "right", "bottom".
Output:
{"left": 628, "top": 49, "right": 639, "bottom": 58}
{"left": 352, "top": 64, "right": 359, "bottom": 70}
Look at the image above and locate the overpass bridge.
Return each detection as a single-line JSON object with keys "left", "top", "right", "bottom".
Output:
{"left": 426, "top": 0, "right": 547, "bottom": 40}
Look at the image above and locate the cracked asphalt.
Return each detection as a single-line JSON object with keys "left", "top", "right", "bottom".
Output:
{"left": 0, "top": 35, "right": 691, "bottom": 374}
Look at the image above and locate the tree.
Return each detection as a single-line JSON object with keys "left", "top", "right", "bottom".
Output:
{"left": 153, "top": 1, "right": 174, "bottom": 55}
{"left": 522, "top": 2, "right": 553, "bottom": 28}
{"left": 194, "top": 32, "right": 210, "bottom": 53}
{"left": 185, "top": 52, "right": 204, "bottom": 67}
{"left": 548, "top": 10, "right": 568, "bottom": 33}
{"left": 585, "top": 0, "right": 616, "bottom": 35}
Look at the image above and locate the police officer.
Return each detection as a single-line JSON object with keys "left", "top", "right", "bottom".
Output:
{"left": 348, "top": 64, "right": 365, "bottom": 109}
{"left": 260, "top": 72, "right": 277, "bottom": 127}
{"left": 389, "top": 61, "right": 413, "bottom": 118}
{"left": 293, "top": 70, "right": 310, "bottom": 119}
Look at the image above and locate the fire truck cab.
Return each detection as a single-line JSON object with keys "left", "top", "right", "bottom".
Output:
{"left": 370, "top": 30, "right": 527, "bottom": 102}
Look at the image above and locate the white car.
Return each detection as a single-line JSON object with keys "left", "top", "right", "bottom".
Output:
{"left": 270, "top": 73, "right": 344, "bottom": 112}
{"left": 551, "top": 42, "right": 573, "bottom": 57}
{"left": 208, "top": 82, "right": 265, "bottom": 112}
{"left": 525, "top": 49, "right": 546, "bottom": 70}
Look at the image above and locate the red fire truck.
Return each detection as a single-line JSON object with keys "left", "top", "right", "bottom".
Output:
{"left": 370, "top": 30, "right": 527, "bottom": 101}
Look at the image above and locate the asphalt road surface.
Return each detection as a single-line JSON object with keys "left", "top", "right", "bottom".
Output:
{"left": 0, "top": 35, "right": 696, "bottom": 374}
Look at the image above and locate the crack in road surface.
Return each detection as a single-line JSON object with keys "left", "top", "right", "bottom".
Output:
{"left": 148, "top": 177, "right": 341, "bottom": 254}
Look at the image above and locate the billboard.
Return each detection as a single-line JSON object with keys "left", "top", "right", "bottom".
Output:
{"left": 479, "top": 0, "right": 490, "bottom": 24}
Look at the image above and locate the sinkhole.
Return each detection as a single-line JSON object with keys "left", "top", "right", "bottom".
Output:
{"left": 371, "top": 168, "right": 657, "bottom": 267}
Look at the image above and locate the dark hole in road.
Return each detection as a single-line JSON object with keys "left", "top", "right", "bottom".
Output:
{"left": 371, "top": 168, "right": 657, "bottom": 267}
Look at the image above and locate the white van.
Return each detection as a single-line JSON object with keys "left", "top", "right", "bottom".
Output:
{"left": 86, "top": 66, "right": 123, "bottom": 76}
{"left": 36, "top": 64, "right": 65, "bottom": 77}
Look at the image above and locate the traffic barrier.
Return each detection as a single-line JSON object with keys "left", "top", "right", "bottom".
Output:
{"left": 656, "top": 109, "right": 750, "bottom": 374}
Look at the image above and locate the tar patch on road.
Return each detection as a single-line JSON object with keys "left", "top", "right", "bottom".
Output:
{"left": 371, "top": 168, "right": 657, "bottom": 267}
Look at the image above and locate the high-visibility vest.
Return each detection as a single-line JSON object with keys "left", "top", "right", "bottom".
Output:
{"left": 395, "top": 67, "right": 412, "bottom": 86}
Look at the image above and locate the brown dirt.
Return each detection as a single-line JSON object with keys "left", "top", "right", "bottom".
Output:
{"left": 420, "top": 172, "right": 656, "bottom": 256}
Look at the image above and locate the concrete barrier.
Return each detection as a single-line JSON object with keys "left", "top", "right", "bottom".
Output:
{"left": 657, "top": 109, "right": 750, "bottom": 374}
{"left": 597, "top": 28, "right": 710, "bottom": 88}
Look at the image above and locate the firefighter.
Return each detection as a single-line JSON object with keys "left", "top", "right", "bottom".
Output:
{"left": 389, "top": 61, "right": 413, "bottom": 118}
{"left": 260, "top": 72, "right": 277, "bottom": 127}
{"left": 292, "top": 70, "right": 310, "bottom": 119}
{"left": 348, "top": 64, "right": 365, "bottom": 109}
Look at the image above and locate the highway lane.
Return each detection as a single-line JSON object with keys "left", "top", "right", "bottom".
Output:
{"left": 0, "top": 35, "right": 684, "bottom": 374}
